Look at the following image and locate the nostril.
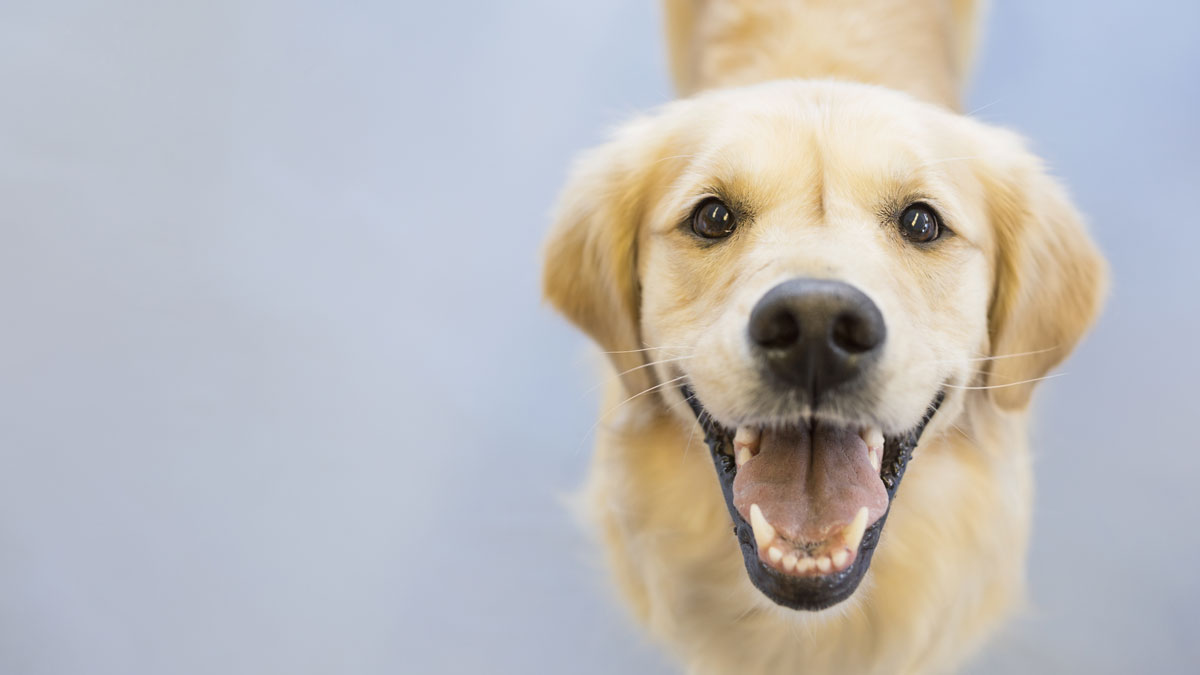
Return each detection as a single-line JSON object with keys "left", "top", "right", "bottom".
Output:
{"left": 830, "top": 311, "right": 882, "bottom": 354}
{"left": 751, "top": 308, "right": 801, "bottom": 349}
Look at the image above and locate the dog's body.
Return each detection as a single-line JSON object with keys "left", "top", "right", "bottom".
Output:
{"left": 545, "top": 2, "right": 1106, "bottom": 673}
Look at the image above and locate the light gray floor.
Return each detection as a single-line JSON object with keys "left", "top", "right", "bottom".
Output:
{"left": 1, "top": 1, "right": 1197, "bottom": 673}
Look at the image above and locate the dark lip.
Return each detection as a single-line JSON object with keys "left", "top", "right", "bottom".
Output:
{"left": 680, "top": 383, "right": 945, "bottom": 611}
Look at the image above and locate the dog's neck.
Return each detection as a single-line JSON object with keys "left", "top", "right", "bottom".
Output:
{"left": 663, "top": 0, "right": 978, "bottom": 109}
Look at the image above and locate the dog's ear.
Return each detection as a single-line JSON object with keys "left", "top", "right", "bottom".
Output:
{"left": 976, "top": 130, "right": 1108, "bottom": 409}
{"left": 542, "top": 115, "right": 684, "bottom": 395}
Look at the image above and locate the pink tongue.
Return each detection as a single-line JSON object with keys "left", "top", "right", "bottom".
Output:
{"left": 732, "top": 424, "right": 888, "bottom": 542}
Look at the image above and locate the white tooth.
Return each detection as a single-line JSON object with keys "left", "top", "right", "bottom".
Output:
{"left": 783, "top": 552, "right": 798, "bottom": 572}
{"left": 862, "top": 426, "right": 884, "bottom": 450}
{"left": 768, "top": 546, "right": 784, "bottom": 563}
{"left": 816, "top": 556, "right": 832, "bottom": 573}
{"left": 868, "top": 447, "right": 880, "bottom": 472}
{"left": 832, "top": 549, "right": 849, "bottom": 568}
{"left": 750, "top": 504, "right": 776, "bottom": 550}
{"left": 796, "top": 557, "right": 815, "bottom": 573}
{"left": 736, "top": 447, "right": 752, "bottom": 467}
{"left": 735, "top": 426, "right": 760, "bottom": 448}
{"left": 843, "top": 507, "right": 869, "bottom": 551}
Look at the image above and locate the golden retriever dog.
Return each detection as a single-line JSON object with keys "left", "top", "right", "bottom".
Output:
{"left": 543, "top": 1, "right": 1108, "bottom": 672}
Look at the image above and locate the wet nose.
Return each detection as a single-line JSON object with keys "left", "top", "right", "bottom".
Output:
{"left": 748, "top": 278, "right": 886, "bottom": 397}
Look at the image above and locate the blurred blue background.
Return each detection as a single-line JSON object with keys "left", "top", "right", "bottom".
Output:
{"left": 1, "top": 1, "right": 1197, "bottom": 673}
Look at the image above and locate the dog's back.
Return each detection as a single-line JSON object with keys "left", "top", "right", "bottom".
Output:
{"left": 663, "top": 0, "right": 984, "bottom": 107}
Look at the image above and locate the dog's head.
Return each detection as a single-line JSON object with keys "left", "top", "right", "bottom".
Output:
{"left": 544, "top": 81, "right": 1106, "bottom": 610}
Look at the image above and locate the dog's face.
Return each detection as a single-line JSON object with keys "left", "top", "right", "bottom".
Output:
{"left": 545, "top": 81, "right": 1105, "bottom": 610}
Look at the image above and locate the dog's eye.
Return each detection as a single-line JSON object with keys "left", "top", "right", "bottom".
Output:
{"left": 898, "top": 204, "right": 941, "bottom": 243}
{"left": 692, "top": 199, "right": 737, "bottom": 239}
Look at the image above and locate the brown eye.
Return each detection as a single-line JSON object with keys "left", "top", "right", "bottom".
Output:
{"left": 692, "top": 199, "right": 737, "bottom": 239}
{"left": 898, "top": 204, "right": 941, "bottom": 243}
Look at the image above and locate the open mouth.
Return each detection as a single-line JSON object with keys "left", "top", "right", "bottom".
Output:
{"left": 681, "top": 384, "right": 944, "bottom": 610}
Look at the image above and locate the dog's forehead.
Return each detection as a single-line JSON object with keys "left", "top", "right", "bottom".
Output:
{"left": 690, "top": 96, "right": 947, "bottom": 195}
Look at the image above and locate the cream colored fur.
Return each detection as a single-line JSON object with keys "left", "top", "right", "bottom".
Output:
{"left": 544, "top": 2, "right": 1107, "bottom": 673}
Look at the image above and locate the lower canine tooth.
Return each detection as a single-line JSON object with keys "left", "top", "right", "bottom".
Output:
{"left": 861, "top": 426, "right": 884, "bottom": 450}
{"left": 832, "top": 549, "right": 849, "bottom": 568}
{"left": 868, "top": 448, "right": 880, "bottom": 472}
{"left": 735, "top": 426, "right": 760, "bottom": 447}
{"left": 844, "top": 506, "right": 869, "bottom": 551}
{"left": 736, "top": 447, "right": 752, "bottom": 467}
{"left": 750, "top": 504, "right": 776, "bottom": 550}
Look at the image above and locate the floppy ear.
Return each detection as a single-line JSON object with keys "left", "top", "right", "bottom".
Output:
{"left": 542, "top": 116, "right": 684, "bottom": 396}
{"left": 978, "top": 132, "right": 1109, "bottom": 409}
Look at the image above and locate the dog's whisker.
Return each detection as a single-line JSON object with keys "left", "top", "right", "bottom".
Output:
{"left": 948, "top": 422, "right": 978, "bottom": 445}
{"left": 665, "top": 391, "right": 699, "bottom": 418}
{"left": 966, "top": 98, "right": 1004, "bottom": 116}
{"left": 909, "top": 346, "right": 1062, "bottom": 369}
{"left": 681, "top": 393, "right": 701, "bottom": 463}
{"left": 961, "top": 347, "right": 1060, "bottom": 362}
{"left": 614, "top": 354, "right": 694, "bottom": 377}
{"left": 601, "top": 345, "right": 689, "bottom": 355}
{"left": 963, "top": 367, "right": 1040, "bottom": 382}
{"left": 583, "top": 374, "right": 691, "bottom": 438}
{"left": 584, "top": 355, "right": 695, "bottom": 396}
{"left": 731, "top": 602, "right": 760, "bottom": 625}
{"left": 573, "top": 374, "right": 689, "bottom": 457}
{"left": 941, "top": 373, "right": 1067, "bottom": 390}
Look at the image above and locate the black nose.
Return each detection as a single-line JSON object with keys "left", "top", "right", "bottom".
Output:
{"left": 748, "top": 278, "right": 886, "bottom": 397}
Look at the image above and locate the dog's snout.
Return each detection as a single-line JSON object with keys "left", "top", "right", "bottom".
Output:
{"left": 748, "top": 278, "right": 886, "bottom": 396}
